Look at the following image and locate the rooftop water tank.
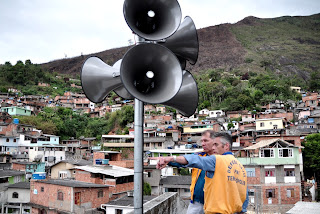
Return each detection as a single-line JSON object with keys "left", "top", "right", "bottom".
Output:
{"left": 13, "top": 118, "right": 19, "bottom": 124}
{"left": 32, "top": 172, "right": 46, "bottom": 180}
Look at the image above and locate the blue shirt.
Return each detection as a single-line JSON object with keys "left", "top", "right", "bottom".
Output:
{"left": 168, "top": 153, "right": 206, "bottom": 204}
{"left": 183, "top": 152, "right": 249, "bottom": 212}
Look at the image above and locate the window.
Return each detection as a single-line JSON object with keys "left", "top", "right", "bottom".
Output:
{"left": 98, "top": 190, "right": 103, "bottom": 198}
{"left": 279, "top": 148, "right": 293, "bottom": 158}
{"left": 41, "top": 187, "right": 44, "bottom": 192}
{"left": 184, "top": 188, "right": 190, "bottom": 192}
{"left": 265, "top": 169, "right": 275, "bottom": 177}
{"left": 147, "top": 172, "right": 152, "bottom": 177}
{"left": 246, "top": 168, "right": 256, "bottom": 177}
{"left": 57, "top": 191, "right": 63, "bottom": 200}
{"left": 260, "top": 149, "right": 274, "bottom": 157}
{"left": 13, "top": 139, "right": 16, "bottom": 142}
{"left": 45, "top": 157, "right": 48, "bottom": 161}
{"left": 75, "top": 192, "right": 81, "bottom": 205}
{"left": 116, "top": 209, "right": 123, "bottom": 214}
{"left": 6, "top": 138, "right": 9, "bottom": 142}
{"left": 287, "top": 188, "right": 294, "bottom": 198}
{"left": 260, "top": 122, "right": 264, "bottom": 127}
{"left": 12, "top": 192, "right": 19, "bottom": 198}
{"left": 273, "top": 125, "right": 278, "bottom": 129}
{"left": 285, "top": 169, "right": 295, "bottom": 176}
{"left": 266, "top": 189, "right": 275, "bottom": 198}
{"left": 146, "top": 143, "right": 150, "bottom": 147}
{"left": 158, "top": 143, "right": 162, "bottom": 147}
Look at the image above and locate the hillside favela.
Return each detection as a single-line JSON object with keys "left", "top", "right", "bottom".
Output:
{"left": 0, "top": 3, "right": 320, "bottom": 214}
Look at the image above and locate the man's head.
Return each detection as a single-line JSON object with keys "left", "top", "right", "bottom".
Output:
{"left": 201, "top": 131, "right": 232, "bottom": 155}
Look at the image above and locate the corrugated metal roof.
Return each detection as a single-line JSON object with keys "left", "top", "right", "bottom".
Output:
{"left": 244, "top": 138, "right": 300, "bottom": 150}
{"left": 286, "top": 201, "right": 320, "bottom": 214}
{"left": 73, "top": 165, "right": 134, "bottom": 177}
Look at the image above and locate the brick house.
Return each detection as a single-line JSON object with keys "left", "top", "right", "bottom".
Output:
{"left": 72, "top": 164, "right": 134, "bottom": 200}
{"left": 302, "top": 92, "right": 318, "bottom": 108}
{"left": 93, "top": 151, "right": 134, "bottom": 168}
{"left": 30, "top": 179, "right": 110, "bottom": 214}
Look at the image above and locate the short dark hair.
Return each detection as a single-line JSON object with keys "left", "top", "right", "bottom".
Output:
{"left": 213, "top": 132, "right": 233, "bottom": 151}
{"left": 202, "top": 131, "right": 233, "bottom": 151}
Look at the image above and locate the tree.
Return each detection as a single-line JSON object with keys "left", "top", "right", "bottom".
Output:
{"left": 143, "top": 182, "right": 151, "bottom": 195}
{"left": 302, "top": 133, "right": 320, "bottom": 179}
{"left": 227, "top": 122, "right": 235, "bottom": 130}
{"left": 309, "top": 71, "right": 320, "bottom": 91}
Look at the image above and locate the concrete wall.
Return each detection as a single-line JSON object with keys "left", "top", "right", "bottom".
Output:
{"left": 7, "top": 188, "right": 30, "bottom": 203}
{"left": 128, "top": 192, "right": 188, "bottom": 214}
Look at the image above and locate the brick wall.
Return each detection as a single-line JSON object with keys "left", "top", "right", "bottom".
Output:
{"left": 93, "top": 152, "right": 104, "bottom": 164}
{"left": 262, "top": 185, "right": 279, "bottom": 205}
{"left": 247, "top": 167, "right": 261, "bottom": 185}
{"left": 109, "top": 160, "right": 134, "bottom": 168}
{"left": 30, "top": 180, "right": 109, "bottom": 213}
{"left": 279, "top": 185, "right": 300, "bottom": 204}
{"left": 75, "top": 170, "right": 103, "bottom": 184}
{"left": 12, "top": 163, "right": 26, "bottom": 171}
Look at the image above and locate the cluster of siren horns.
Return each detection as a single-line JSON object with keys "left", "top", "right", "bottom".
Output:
{"left": 81, "top": 0, "right": 199, "bottom": 117}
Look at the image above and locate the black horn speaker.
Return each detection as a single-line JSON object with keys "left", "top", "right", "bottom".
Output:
{"left": 120, "top": 43, "right": 183, "bottom": 104}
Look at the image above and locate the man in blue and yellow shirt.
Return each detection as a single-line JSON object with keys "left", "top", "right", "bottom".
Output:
{"left": 150, "top": 131, "right": 248, "bottom": 214}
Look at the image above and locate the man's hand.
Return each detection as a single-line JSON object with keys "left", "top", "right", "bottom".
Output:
{"left": 148, "top": 157, "right": 172, "bottom": 169}
{"left": 149, "top": 156, "right": 188, "bottom": 169}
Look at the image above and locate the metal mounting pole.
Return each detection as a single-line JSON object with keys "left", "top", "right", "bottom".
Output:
{"left": 134, "top": 98, "right": 144, "bottom": 214}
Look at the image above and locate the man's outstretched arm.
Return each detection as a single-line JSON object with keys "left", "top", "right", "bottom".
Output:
{"left": 149, "top": 156, "right": 188, "bottom": 169}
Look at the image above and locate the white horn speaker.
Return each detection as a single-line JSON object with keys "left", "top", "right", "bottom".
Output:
{"left": 123, "top": 0, "right": 182, "bottom": 41}
{"left": 81, "top": 57, "right": 122, "bottom": 103}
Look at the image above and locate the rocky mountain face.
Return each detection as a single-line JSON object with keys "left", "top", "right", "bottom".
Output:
{"left": 40, "top": 14, "right": 320, "bottom": 81}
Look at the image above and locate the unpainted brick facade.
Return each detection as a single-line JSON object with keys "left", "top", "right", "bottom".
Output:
{"left": 30, "top": 180, "right": 109, "bottom": 213}
{"left": 74, "top": 169, "right": 134, "bottom": 196}
{"left": 12, "top": 162, "right": 26, "bottom": 171}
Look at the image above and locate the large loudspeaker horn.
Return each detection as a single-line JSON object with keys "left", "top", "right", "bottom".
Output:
{"left": 162, "top": 16, "right": 199, "bottom": 65}
{"left": 123, "top": 0, "right": 182, "bottom": 41}
{"left": 112, "top": 60, "right": 134, "bottom": 100}
{"left": 162, "top": 70, "right": 198, "bottom": 117}
{"left": 81, "top": 57, "right": 122, "bottom": 103}
{"left": 120, "top": 43, "right": 183, "bottom": 104}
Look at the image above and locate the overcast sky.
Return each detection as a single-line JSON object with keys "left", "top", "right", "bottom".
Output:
{"left": 1, "top": 0, "right": 319, "bottom": 65}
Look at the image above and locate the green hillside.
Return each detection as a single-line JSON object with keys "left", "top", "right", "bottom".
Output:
{"left": 0, "top": 14, "right": 319, "bottom": 111}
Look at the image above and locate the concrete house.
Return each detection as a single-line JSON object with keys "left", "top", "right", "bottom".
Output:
{"left": 159, "top": 176, "right": 191, "bottom": 200}
{"left": 5, "top": 182, "right": 30, "bottom": 214}
{"left": 256, "top": 118, "right": 284, "bottom": 131}
{"left": 28, "top": 144, "right": 67, "bottom": 167}
{"left": 0, "top": 106, "right": 32, "bottom": 116}
{"left": 72, "top": 164, "right": 135, "bottom": 201}
{"left": 238, "top": 138, "right": 303, "bottom": 213}
{"left": 208, "top": 110, "right": 225, "bottom": 118}
{"left": 50, "top": 159, "right": 92, "bottom": 179}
